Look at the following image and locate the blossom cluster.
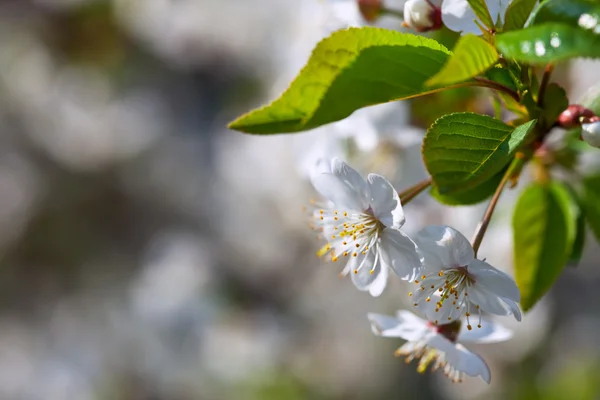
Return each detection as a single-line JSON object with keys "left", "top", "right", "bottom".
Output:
{"left": 310, "top": 158, "right": 521, "bottom": 383}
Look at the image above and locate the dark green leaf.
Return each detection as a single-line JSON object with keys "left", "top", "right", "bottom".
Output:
{"left": 530, "top": 0, "right": 600, "bottom": 29}
{"left": 504, "top": 0, "right": 539, "bottom": 31}
{"left": 430, "top": 167, "right": 505, "bottom": 205}
{"left": 485, "top": 66, "right": 519, "bottom": 92}
{"left": 427, "top": 34, "right": 498, "bottom": 86}
{"left": 496, "top": 23, "right": 600, "bottom": 63}
{"left": 540, "top": 82, "right": 569, "bottom": 128}
{"left": 513, "top": 181, "right": 577, "bottom": 310}
{"left": 423, "top": 113, "right": 536, "bottom": 195}
{"left": 582, "top": 175, "right": 600, "bottom": 243}
{"left": 467, "top": 0, "right": 495, "bottom": 29}
{"left": 229, "top": 28, "right": 452, "bottom": 134}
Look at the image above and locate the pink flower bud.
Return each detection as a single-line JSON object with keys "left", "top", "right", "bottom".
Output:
{"left": 557, "top": 104, "right": 596, "bottom": 129}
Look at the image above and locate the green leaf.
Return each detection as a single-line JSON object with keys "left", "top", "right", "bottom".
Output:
{"left": 426, "top": 34, "right": 498, "bottom": 87}
{"left": 504, "top": 0, "right": 539, "bottom": 31}
{"left": 423, "top": 113, "right": 536, "bottom": 195}
{"left": 569, "top": 202, "right": 586, "bottom": 266}
{"left": 530, "top": 0, "right": 600, "bottom": 29}
{"left": 539, "top": 82, "right": 569, "bottom": 128}
{"left": 513, "top": 181, "right": 577, "bottom": 311}
{"left": 467, "top": 0, "right": 495, "bottom": 29}
{"left": 582, "top": 175, "right": 600, "bottom": 243}
{"left": 496, "top": 23, "right": 600, "bottom": 63}
{"left": 229, "top": 28, "right": 452, "bottom": 134}
{"left": 578, "top": 81, "right": 600, "bottom": 115}
{"left": 485, "top": 65, "right": 519, "bottom": 92}
{"left": 430, "top": 167, "right": 506, "bottom": 205}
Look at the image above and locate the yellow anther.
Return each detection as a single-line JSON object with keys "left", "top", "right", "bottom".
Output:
{"left": 421, "top": 275, "right": 426, "bottom": 280}
{"left": 465, "top": 312, "right": 470, "bottom": 317}
{"left": 316, "top": 244, "right": 331, "bottom": 257}
{"left": 426, "top": 297, "right": 431, "bottom": 302}
{"left": 438, "top": 271, "right": 444, "bottom": 277}
{"left": 343, "top": 212, "right": 347, "bottom": 216}
{"left": 353, "top": 270, "right": 358, "bottom": 274}
{"left": 467, "top": 324, "right": 472, "bottom": 330}
{"left": 343, "top": 252, "right": 348, "bottom": 257}
{"left": 477, "top": 324, "right": 482, "bottom": 328}
{"left": 319, "top": 210, "right": 324, "bottom": 214}
{"left": 352, "top": 252, "right": 358, "bottom": 257}
{"left": 320, "top": 216, "right": 324, "bottom": 220}
{"left": 332, "top": 257, "right": 338, "bottom": 262}
{"left": 334, "top": 211, "right": 338, "bottom": 215}
{"left": 331, "top": 235, "right": 336, "bottom": 239}
{"left": 369, "top": 269, "right": 374, "bottom": 275}
{"left": 334, "top": 217, "right": 338, "bottom": 220}
{"left": 355, "top": 243, "right": 360, "bottom": 248}
{"left": 414, "top": 280, "right": 419, "bottom": 284}
{"left": 408, "top": 292, "right": 413, "bottom": 297}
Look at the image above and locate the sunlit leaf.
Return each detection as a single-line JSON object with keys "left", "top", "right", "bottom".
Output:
{"left": 229, "top": 28, "right": 453, "bottom": 134}
{"left": 426, "top": 34, "right": 498, "bottom": 86}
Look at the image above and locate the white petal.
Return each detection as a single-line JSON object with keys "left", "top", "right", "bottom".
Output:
{"left": 367, "top": 173, "right": 404, "bottom": 228}
{"left": 501, "top": 297, "right": 522, "bottom": 322}
{"left": 311, "top": 158, "right": 370, "bottom": 211}
{"left": 458, "top": 319, "right": 513, "bottom": 343}
{"left": 582, "top": 121, "right": 600, "bottom": 148}
{"left": 469, "top": 259, "right": 520, "bottom": 302}
{"left": 441, "top": 0, "right": 481, "bottom": 34}
{"left": 415, "top": 225, "right": 474, "bottom": 268}
{"left": 379, "top": 228, "right": 422, "bottom": 281}
{"left": 450, "top": 344, "right": 491, "bottom": 383}
{"left": 368, "top": 259, "right": 389, "bottom": 297}
{"left": 350, "top": 250, "right": 380, "bottom": 292}
{"left": 367, "top": 311, "right": 430, "bottom": 341}
{"left": 468, "top": 286, "right": 520, "bottom": 320}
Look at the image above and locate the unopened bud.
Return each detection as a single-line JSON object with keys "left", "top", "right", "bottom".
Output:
{"left": 403, "top": 0, "right": 441, "bottom": 32}
{"left": 557, "top": 104, "right": 596, "bottom": 129}
{"left": 582, "top": 120, "right": 600, "bottom": 148}
{"left": 358, "top": 0, "right": 383, "bottom": 23}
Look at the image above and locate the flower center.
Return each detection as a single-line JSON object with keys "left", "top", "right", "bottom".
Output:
{"left": 410, "top": 266, "right": 482, "bottom": 329}
{"left": 395, "top": 340, "right": 464, "bottom": 383}
{"left": 313, "top": 205, "right": 384, "bottom": 270}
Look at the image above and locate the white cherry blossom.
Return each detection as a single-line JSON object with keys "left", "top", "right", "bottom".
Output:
{"left": 403, "top": 0, "right": 441, "bottom": 32}
{"left": 311, "top": 159, "right": 422, "bottom": 296}
{"left": 442, "top": 0, "right": 512, "bottom": 35}
{"left": 582, "top": 120, "right": 600, "bottom": 148}
{"left": 410, "top": 225, "right": 521, "bottom": 326}
{"left": 368, "top": 309, "right": 512, "bottom": 383}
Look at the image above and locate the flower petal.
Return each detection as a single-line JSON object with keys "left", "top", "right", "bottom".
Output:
{"left": 468, "top": 286, "right": 520, "bottom": 320}
{"left": 367, "top": 174, "right": 404, "bottom": 228}
{"left": 350, "top": 250, "right": 381, "bottom": 292}
{"left": 501, "top": 297, "right": 522, "bottom": 322}
{"left": 458, "top": 319, "right": 513, "bottom": 343}
{"left": 450, "top": 344, "right": 491, "bottom": 383}
{"left": 469, "top": 259, "right": 520, "bottom": 302}
{"left": 415, "top": 225, "right": 474, "bottom": 269}
{"left": 379, "top": 228, "right": 422, "bottom": 281}
{"left": 441, "top": 0, "right": 481, "bottom": 35}
{"left": 368, "top": 258, "right": 389, "bottom": 297}
{"left": 368, "top": 311, "right": 429, "bottom": 341}
{"left": 311, "top": 158, "right": 370, "bottom": 211}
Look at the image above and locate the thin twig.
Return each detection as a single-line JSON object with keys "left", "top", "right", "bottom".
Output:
{"left": 471, "top": 157, "right": 525, "bottom": 257}
{"left": 473, "top": 77, "right": 521, "bottom": 103}
{"left": 537, "top": 63, "right": 555, "bottom": 107}
{"left": 399, "top": 177, "right": 433, "bottom": 204}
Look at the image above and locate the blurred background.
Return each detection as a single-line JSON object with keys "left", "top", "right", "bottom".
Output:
{"left": 0, "top": 0, "right": 600, "bottom": 399}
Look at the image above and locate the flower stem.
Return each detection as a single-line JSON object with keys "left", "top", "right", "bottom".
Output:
{"left": 473, "top": 77, "right": 520, "bottom": 103}
{"left": 471, "top": 157, "right": 526, "bottom": 257}
{"left": 537, "top": 63, "right": 555, "bottom": 107}
{"left": 399, "top": 177, "right": 432, "bottom": 204}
